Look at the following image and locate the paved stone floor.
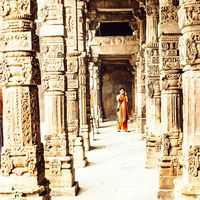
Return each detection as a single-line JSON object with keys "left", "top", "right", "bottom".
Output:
{"left": 55, "top": 121, "right": 158, "bottom": 200}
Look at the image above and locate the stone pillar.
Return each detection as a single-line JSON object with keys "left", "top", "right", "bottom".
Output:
{"left": 0, "top": 0, "right": 50, "bottom": 199}
{"left": 158, "top": 1, "right": 183, "bottom": 199}
{"left": 174, "top": 0, "right": 200, "bottom": 199}
{"left": 77, "top": 1, "right": 90, "bottom": 151}
{"left": 39, "top": 0, "right": 79, "bottom": 196}
{"left": 145, "top": 2, "right": 162, "bottom": 169}
{"left": 136, "top": 49, "right": 146, "bottom": 135}
{"left": 65, "top": 0, "right": 87, "bottom": 168}
{"left": 89, "top": 62, "right": 95, "bottom": 136}
{"left": 129, "top": 56, "right": 137, "bottom": 122}
{"left": 136, "top": 19, "right": 146, "bottom": 135}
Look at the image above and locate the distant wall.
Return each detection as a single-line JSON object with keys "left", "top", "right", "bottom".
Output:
{"left": 102, "top": 64, "right": 132, "bottom": 120}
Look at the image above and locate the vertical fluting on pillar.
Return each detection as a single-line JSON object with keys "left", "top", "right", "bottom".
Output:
{"left": 77, "top": 0, "right": 90, "bottom": 151}
{"left": 0, "top": 0, "right": 50, "bottom": 199}
{"left": 39, "top": 0, "right": 79, "bottom": 196}
{"left": 158, "top": 1, "right": 183, "bottom": 199}
{"left": 174, "top": 0, "right": 200, "bottom": 199}
{"left": 145, "top": 2, "right": 162, "bottom": 169}
{"left": 65, "top": 0, "right": 87, "bottom": 168}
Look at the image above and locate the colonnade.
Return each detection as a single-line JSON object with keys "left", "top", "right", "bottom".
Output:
{"left": 0, "top": 0, "right": 200, "bottom": 199}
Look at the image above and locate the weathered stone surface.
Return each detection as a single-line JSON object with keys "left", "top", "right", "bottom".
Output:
{"left": 39, "top": 0, "right": 79, "bottom": 197}
{"left": 65, "top": 0, "right": 88, "bottom": 167}
{"left": 0, "top": 0, "right": 50, "bottom": 199}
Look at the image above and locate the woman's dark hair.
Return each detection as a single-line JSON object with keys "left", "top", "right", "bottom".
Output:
{"left": 119, "top": 87, "right": 125, "bottom": 91}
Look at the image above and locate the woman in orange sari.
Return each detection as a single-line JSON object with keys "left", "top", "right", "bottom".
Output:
{"left": 116, "top": 88, "right": 128, "bottom": 132}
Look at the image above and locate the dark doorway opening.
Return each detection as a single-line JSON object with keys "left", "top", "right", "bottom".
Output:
{"left": 101, "top": 64, "right": 132, "bottom": 120}
{"left": 96, "top": 22, "right": 133, "bottom": 36}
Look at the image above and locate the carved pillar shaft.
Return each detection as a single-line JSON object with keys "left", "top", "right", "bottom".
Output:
{"left": 77, "top": 1, "right": 90, "bottom": 151}
{"left": 136, "top": 50, "right": 146, "bottom": 135}
{"left": 64, "top": 0, "right": 87, "bottom": 168}
{"left": 174, "top": 1, "right": 200, "bottom": 199}
{"left": 93, "top": 61, "right": 101, "bottom": 131}
{"left": 145, "top": 3, "right": 162, "bottom": 169}
{"left": 158, "top": 2, "right": 183, "bottom": 199}
{"left": 0, "top": 0, "right": 50, "bottom": 199}
{"left": 39, "top": 0, "right": 79, "bottom": 196}
{"left": 135, "top": 19, "right": 146, "bottom": 135}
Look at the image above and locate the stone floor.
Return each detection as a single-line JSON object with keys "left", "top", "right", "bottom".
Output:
{"left": 54, "top": 121, "right": 159, "bottom": 200}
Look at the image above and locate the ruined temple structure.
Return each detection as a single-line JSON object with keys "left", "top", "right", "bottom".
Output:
{"left": 0, "top": 0, "right": 200, "bottom": 199}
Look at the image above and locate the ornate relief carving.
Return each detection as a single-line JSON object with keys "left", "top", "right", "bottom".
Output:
{"left": 0, "top": 56, "right": 41, "bottom": 86}
{"left": 38, "top": 3, "right": 63, "bottom": 23}
{"left": 41, "top": 38, "right": 65, "bottom": 58}
{"left": 161, "top": 73, "right": 182, "bottom": 89}
{"left": 91, "top": 36, "right": 138, "bottom": 46}
{"left": 49, "top": 159, "right": 62, "bottom": 176}
{"left": 1, "top": 145, "right": 44, "bottom": 177}
{"left": 161, "top": 6, "right": 178, "bottom": 23}
{"left": 68, "top": 61, "right": 78, "bottom": 73}
{"left": 0, "top": 0, "right": 37, "bottom": 19}
{"left": 163, "top": 134, "right": 171, "bottom": 156}
{"left": 146, "top": 5, "right": 158, "bottom": 16}
{"left": 66, "top": 91, "right": 77, "bottom": 101}
{"left": 147, "top": 80, "right": 160, "bottom": 98}
{"left": 160, "top": 38, "right": 181, "bottom": 70}
{"left": 42, "top": 75, "right": 65, "bottom": 92}
{"left": 65, "top": 6, "right": 75, "bottom": 38}
{"left": 178, "top": 4, "right": 200, "bottom": 30}
{"left": 188, "top": 146, "right": 200, "bottom": 178}
{"left": 179, "top": 33, "right": 200, "bottom": 65}
{"left": 0, "top": 32, "right": 39, "bottom": 52}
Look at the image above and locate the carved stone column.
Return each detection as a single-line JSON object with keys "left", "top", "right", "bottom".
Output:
{"left": 39, "top": 0, "right": 79, "bottom": 196}
{"left": 93, "top": 60, "right": 101, "bottom": 128}
{"left": 89, "top": 58, "right": 102, "bottom": 134}
{"left": 65, "top": 0, "right": 87, "bottom": 168}
{"left": 158, "top": 1, "right": 183, "bottom": 199}
{"left": 145, "top": 2, "right": 162, "bottom": 169}
{"left": 136, "top": 18, "right": 146, "bottom": 136}
{"left": 129, "top": 55, "right": 137, "bottom": 121}
{"left": 174, "top": 1, "right": 200, "bottom": 199}
{"left": 77, "top": 1, "right": 90, "bottom": 151}
{"left": 136, "top": 49, "right": 146, "bottom": 135}
{"left": 0, "top": 0, "right": 50, "bottom": 199}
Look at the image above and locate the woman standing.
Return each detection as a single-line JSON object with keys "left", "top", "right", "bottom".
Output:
{"left": 116, "top": 88, "right": 128, "bottom": 132}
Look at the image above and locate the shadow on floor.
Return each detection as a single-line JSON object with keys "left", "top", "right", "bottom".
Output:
{"left": 90, "top": 145, "right": 106, "bottom": 151}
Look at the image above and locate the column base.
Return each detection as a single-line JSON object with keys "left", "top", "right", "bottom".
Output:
{"left": 145, "top": 135, "right": 161, "bottom": 168}
{"left": 0, "top": 176, "right": 50, "bottom": 199}
{"left": 136, "top": 117, "right": 146, "bottom": 135}
{"left": 158, "top": 189, "right": 174, "bottom": 200}
{"left": 51, "top": 183, "right": 79, "bottom": 197}
{"left": 45, "top": 156, "right": 79, "bottom": 197}
{"left": 72, "top": 136, "right": 88, "bottom": 168}
{"left": 158, "top": 156, "right": 178, "bottom": 200}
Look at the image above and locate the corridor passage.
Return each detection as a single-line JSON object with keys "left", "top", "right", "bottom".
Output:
{"left": 63, "top": 121, "right": 158, "bottom": 200}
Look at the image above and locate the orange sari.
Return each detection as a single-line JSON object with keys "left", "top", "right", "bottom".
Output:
{"left": 116, "top": 94, "right": 128, "bottom": 131}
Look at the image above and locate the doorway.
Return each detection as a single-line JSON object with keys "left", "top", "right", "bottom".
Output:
{"left": 101, "top": 63, "right": 132, "bottom": 120}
